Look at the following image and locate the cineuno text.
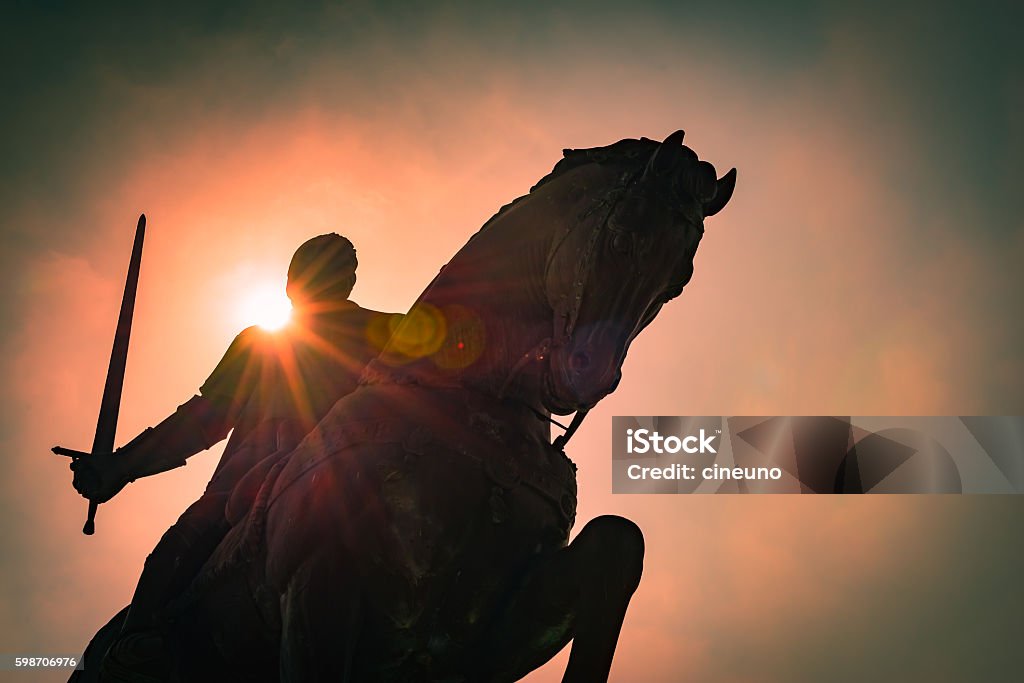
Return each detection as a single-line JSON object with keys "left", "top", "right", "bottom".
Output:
{"left": 626, "top": 428, "right": 717, "bottom": 454}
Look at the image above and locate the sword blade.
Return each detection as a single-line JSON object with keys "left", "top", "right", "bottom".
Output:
{"left": 83, "top": 213, "right": 145, "bottom": 535}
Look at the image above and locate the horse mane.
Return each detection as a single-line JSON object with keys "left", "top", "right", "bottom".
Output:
{"left": 478, "top": 137, "right": 660, "bottom": 234}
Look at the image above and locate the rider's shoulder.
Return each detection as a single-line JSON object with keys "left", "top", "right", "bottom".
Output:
{"left": 229, "top": 325, "right": 285, "bottom": 353}
{"left": 375, "top": 310, "right": 405, "bottom": 324}
{"left": 348, "top": 302, "right": 404, "bottom": 325}
{"left": 235, "top": 324, "right": 274, "bottom": 342}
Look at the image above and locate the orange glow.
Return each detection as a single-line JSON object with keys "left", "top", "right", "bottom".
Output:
{"left": 4, "top": 103, "right": 997, "bottom": 683}
{"left": 4, "top": 25, "right": 1019, "bottom": 683}
{"left": 237, "top": 282, "right": 293, "bottom": 331}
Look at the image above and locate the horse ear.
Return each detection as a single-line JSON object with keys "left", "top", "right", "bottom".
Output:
{"left": 662, "top": 130, "right": 685, "bottom": 147}
{"left": 644, "top": 130, "right": 686, "bottom": 178}
{"left": 703, "top": 168, "right": 736, "bottom": 218}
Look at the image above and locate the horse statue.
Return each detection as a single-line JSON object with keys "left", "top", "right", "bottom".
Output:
{"left": 75, "top": 130, "right": 735, "bottom": 682}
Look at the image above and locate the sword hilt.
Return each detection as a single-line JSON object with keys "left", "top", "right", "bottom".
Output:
{"left": 84, "top": 505, "right": 96, "bottom": 535}
{"left": 53, "top": 446, "right": 100, "bottom": 534}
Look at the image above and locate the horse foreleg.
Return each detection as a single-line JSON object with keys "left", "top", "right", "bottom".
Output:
{"left": 472, "top": 514, "right": 644, "bottom": 683}
{"left": 279, "top": 551, "right": 361, "bottom": 683}
{"left": 561, "top": 515, "right": 645, "bottom": 682}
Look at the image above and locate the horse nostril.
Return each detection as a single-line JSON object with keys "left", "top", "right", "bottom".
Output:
{"left": 570, "top": 351, "right": 591, "bottom": 372}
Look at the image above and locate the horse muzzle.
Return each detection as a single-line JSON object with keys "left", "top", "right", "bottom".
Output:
{"left": 549, "top": 331, "right": 626, "bottom": 412}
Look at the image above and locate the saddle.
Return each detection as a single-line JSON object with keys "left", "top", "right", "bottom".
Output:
{"left": 214, "top": 383, "right": 578, "bottom": 577}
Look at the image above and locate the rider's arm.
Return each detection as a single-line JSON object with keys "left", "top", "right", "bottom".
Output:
{"left": 114, "top": 394, "right": 232, "bottom": 479}
{"left": 118, "top": 325, "right": 275, "bottom": 480}
{"left": 70, "top": 394, "right": 232, "bottom": 503}
{"left": 71, "top": 327, "right": 274, "bottom": 502}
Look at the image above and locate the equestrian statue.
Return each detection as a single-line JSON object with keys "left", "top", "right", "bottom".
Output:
{"left": 68, "top": 130, "right": 736, "bottom": 682}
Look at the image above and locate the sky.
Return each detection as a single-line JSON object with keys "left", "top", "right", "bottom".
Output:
{"left": 1, "top": 1, "right": 1022, "bottom": 681}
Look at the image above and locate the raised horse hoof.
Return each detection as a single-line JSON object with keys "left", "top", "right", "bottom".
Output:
{"left": 99, "top": 631, "right": 172, "bottom": 683}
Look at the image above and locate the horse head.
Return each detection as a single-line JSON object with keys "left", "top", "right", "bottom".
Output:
{"left": 540, "top": 130, "right": 736, "bottom": 414}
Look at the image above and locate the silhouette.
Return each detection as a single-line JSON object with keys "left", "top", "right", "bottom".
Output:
{"left": 73, "top": 131, "right": 735, "bottom": 682}
{"left": 53, "top": 214, "right": 146, "bottom": 536}
{"left": 69, "top": 234, "right": 401, "bottom": 678}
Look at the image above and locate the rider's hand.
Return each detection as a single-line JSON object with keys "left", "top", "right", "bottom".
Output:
{"left": 70, "top": 452, "right": 132, "bottom": 503}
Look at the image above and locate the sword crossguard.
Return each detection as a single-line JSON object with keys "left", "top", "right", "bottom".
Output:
{"left": 52, "top": 446, "right": 92, "bottom": 459}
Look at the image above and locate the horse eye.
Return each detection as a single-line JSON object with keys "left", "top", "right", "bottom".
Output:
{"left": 611, "top": 232, "right": 632, "bottom": 254}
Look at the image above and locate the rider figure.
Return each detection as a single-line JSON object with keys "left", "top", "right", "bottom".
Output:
{"left": 71, "top": 233, "right": 400, "bottom": 642}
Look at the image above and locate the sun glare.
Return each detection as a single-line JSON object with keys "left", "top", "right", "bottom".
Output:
{"left": 238, "top": 283, "right": 293, "bottom": 331}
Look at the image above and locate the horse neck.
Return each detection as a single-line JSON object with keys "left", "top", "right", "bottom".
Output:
{"left": 376, "top": 200, "right": 562, "bottom": 416}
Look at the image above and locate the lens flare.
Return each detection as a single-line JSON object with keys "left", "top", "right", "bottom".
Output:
{"left": 389, "top": 302, "right": 447, "bottom": 361}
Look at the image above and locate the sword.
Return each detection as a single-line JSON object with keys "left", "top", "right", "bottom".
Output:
{"left": 53, "top": 214, "right": 146, "bottom": 535}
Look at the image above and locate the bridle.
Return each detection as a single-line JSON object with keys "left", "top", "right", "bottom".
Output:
{"left": 498, "top": 167, "right": 640, "bottom": 450}
{"left": 499, "top": 155, "right": 702, "bottom": 449}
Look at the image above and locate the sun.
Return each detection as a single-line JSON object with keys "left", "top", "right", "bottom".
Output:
{"left": 237, "top": 283, "right": 293, "bottom": 331}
